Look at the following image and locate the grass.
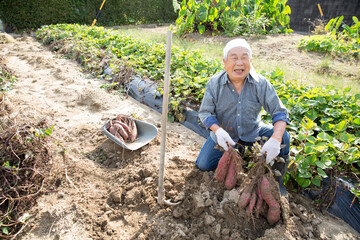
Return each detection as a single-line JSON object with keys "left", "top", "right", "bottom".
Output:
{"left": 110, "top": 26, "right": 360, "bottom": 94}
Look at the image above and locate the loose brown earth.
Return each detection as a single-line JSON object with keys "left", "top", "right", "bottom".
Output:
{"left": 1, "top": 26, "right": 360, "bottom": 240}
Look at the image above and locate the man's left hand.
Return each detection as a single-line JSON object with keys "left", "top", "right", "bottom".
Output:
{"left": 260, "top": 137, "right": 281, "bottom": 164}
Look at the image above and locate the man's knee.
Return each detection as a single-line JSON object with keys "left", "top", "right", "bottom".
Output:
{"left": 195, "top": 158, "right": 216, "bottom": 171}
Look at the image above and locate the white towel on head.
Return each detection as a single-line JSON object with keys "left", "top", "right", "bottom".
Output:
{"left": 223, "top": 38, "right": 252, "bottom": 60}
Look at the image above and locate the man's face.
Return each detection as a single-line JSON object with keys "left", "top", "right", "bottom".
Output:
{"left": 223, "top": 47, "right": 252, "bottom": 82}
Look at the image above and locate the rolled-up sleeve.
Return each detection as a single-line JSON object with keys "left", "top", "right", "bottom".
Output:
{"left": 272, "top": 112, "right": 290, "bottom": 125}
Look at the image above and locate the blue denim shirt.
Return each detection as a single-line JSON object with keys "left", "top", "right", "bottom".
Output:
{"left": 199, "top": 69, "right": 289, "bottom": 143}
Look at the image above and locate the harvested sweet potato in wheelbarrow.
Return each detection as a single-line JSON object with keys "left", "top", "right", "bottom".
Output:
{"left": 106, "top": 114, "right": 137, "bottom": 143}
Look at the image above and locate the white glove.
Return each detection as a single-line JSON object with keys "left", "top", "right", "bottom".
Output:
{"left": 215, "top": 128, "right": 235, "bottom": 151}
{"left": 260, "top": 137, "right": 281, "bottom": 164}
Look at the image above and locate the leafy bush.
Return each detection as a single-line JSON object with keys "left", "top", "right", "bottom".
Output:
{"left": 174, "top": 0, "right": 292, "bottom": 36}
{"left": 35, "top": 24, "right": 360, "bottom": 197}
{"left": 298, "top": 16, "right": 360, "bottom": 60}
{"left": 220, "top": 8, "right": 271, "bottom": 36}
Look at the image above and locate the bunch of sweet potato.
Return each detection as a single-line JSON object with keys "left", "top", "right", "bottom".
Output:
{"left": 106, "top": 114, "right": 137, "bottom": 143}
{"left": 215, "top": 146, "right": 243, "bottom": 190}
{"left": 237, "top": 156, "right": 281, "bottom": 225}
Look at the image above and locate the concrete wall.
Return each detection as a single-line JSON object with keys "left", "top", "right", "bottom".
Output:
{"left": 287, "top": 0, "right": 360, "bottom": 33}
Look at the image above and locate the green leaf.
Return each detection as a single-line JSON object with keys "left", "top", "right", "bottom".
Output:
{"left": 2, "top": 226, "right": 9, "bottom": 235}
{"left": 339, "top": 132, "right": 354, "bottom": 143}
{"left": 297, "top": 133, "right": 307, "bottom": 141}
{"left": 317, "top": 167, "right": 328, "bottom": 178}
{"left": 198, "top": 24, "right": 205, "bottom": 34}
{"left": 304, "top": 144, "right": 315, "bottom": 154}
{"left": 208, "top": 7, "right": 218, "bottom": 22}
{"left": 353, "top": 16, "right": 359, "bottom": 24}
{"left": 197, "top": 5, "right": 208, "bottom": 23}
{"left": 315, "top": 160, "right": 326, "bottom": 168}
{"left": 306, "top": 135, "right": 316, "bottom": 144}
{"left": 301, "top": 116, "right": 316, "bottom": 131}
{"left": 354, "top": 118, "right": 360, "bottom": 125}
{"left": 305, "top": 109, "right": 318, "bottom": 121}
{"left": 312, "top": 176, "right": 322, "bottom": 187}
{"left": 318, "top": 132, "right": 333, "bottom": 141}
{"left": 335, "top": 120, "right": 347, "bottom": 132}
{"left": 296, "top": 177, "right": 311, "bottom": 188}
{"left": 313, "top": 142, "right": 328, "bottom": 152}
{"left": 321, "top": 122, "right": 335, "bottom": 131}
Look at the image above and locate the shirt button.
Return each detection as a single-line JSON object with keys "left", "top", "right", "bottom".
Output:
{"left": 232, "top": 89, "right": 235, "bottom": 92}
{"left": 237, "top": 126, "right": 240, "bottom": 128}
{"left": 237, "top": 114, "right": 240, "bottom": 116}
{"left": 238, "top": 101, "right": 241, "bottom": 104}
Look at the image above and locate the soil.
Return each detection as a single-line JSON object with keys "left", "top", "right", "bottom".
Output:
{"left": 1, "top": 26, "right": 360, "bottom": 240}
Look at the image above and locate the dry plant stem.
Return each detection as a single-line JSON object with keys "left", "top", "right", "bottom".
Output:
{"left": 325, "top": 180, "right": 338, "bottom": 212}
{"left": 4, "top": 179, "right": 45, "bottom": 201}
{"left": 9, "top": 222, "right": 28, "bottom": 240}
{"left": 65, "top": 168, "right": 80, "bottom": 192}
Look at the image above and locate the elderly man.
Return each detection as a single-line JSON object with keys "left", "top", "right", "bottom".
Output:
{"left": 195, "top": 38, "right": 290, "bottom": 196}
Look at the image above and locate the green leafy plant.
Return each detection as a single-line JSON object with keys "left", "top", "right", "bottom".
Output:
{"left": 261, "top": 69, "right": 360, "bottom": 192}
{"left": 174, "top": 0, "right": 292, "bottom": 36}
{"left": 299, "top": 16, "right": 360, "bottom": 60}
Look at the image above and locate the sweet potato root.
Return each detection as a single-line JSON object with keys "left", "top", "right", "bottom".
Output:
{"left": 215, "top": 147, "right": 243, "bottom": 189}
{"left": 215, "top": 150, "right": 231, "bottom": 183}
{"left": 235, "top": 155, "right": 281, "bottom": 226}
{"left": 255, "top": 179, "right": 263, "bottom": 218}
{"left": 130, "top": 118, "right": 137, "bottom": 142}
{"left": 246, "top": 190, "right": 257, "bottom": 216}
{"left": 106, "top": 114, "right": 138, "bottom": 143}
{"left": 260, "top": 175, "right": 281, "bottom": 225}
{"left": 238, "top": 185, "right": 252, "bottom": 209}
{"left": 225, "top": 157, "right": 237, "bottom": 190}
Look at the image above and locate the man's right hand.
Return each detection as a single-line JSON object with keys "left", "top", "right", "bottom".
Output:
{"left": 214, "top": 128, "right": 235, "bottom": 151}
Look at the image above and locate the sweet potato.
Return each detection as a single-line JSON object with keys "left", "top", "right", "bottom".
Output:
{"left": 231, "top": 150, "right": 243, "bottom": 173}
{"left": 238, "top": 185, "right": 252, "bottom": 209}
{"left": 115, "top": 131, "right": 125, "bottom": 143}
{"left": 113, "top": 123, "right": 129, "bottom": 141}
{"left": 129, "top": 118, "right": 137, "bottom": 142}
{"left": 113, "top": 120, "right": 131, "bottom": 134}
{"left": 255, "top": 180, "right": 263, "bottom": 218}
{"left": 260, "top": 176, "right": 281, "bottom": 225}
{"left": 224, "top": 157, "right": 237, "bottom": 190}
{"left": 246, "top": 190, "right": 257, "bottom": 216}
{"left": 215, "top": 150, "right": 231, "bottom": 183}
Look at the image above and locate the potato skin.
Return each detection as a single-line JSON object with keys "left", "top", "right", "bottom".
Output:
{"left": 238, "top": 185, "right": 251, "bottom": 209}
{"left": 246, "top": 191, "right": 257, "bottom": 216}
{"left": 224, "top": 157, "right": 237, "bottom": 190}
{"left": 260, "top": 176, "right": 281, "bottom": 225}
{"left": 215, "top": 150, "right": 231, "bottom": 183}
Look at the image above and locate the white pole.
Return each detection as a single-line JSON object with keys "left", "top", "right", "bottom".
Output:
{"left": 158, "top": 30, "right": 172, "bottom": 204}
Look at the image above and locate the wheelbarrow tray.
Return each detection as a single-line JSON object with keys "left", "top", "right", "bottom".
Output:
{"left": 101, "top": 119, "right": 158, "bottom": 151}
